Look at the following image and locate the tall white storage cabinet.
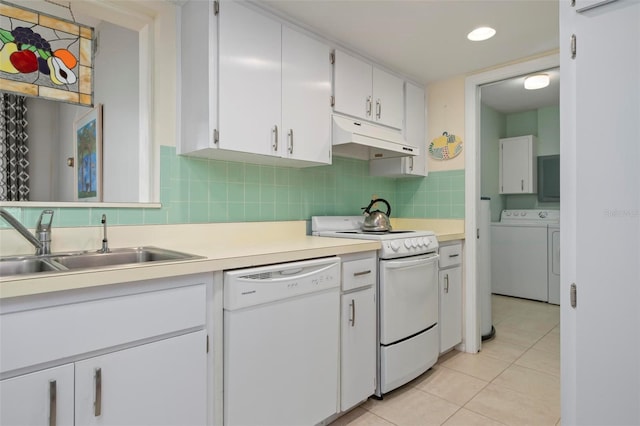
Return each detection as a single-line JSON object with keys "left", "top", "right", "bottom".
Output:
{"left": 369, "top": 81, "right": 427, "bottom": 177}
{"left": 438, "top": 242, "right": 463, "bottom": 353}
{"left": 340, "top": 253, "right": 377, "bottom": 412}
{"left": 179, "top": 1, "right": 332, "bottom": 166}
{"left": 561, "top": 1, "right": 640, "bottom": 424}
{"left": 333, "top": 50, "right": 404, "bottom": 129}
{"left": 499, "top": 135, "right": 537, "bottom": 194}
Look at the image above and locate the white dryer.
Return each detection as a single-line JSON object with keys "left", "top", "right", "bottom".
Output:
{"left": 490, "top": 210, "right": 559, "bottom": 302}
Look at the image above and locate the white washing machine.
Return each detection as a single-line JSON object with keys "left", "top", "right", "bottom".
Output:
{"left": 490, "top": 210, "right": 560, "bottom": 302}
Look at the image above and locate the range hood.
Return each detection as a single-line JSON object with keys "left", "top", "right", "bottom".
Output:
{"left": 332, "top": 114, "right": 419, "bottom": 160}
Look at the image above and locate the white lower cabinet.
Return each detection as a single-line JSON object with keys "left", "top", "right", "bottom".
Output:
{"left": 339, "top": 253, "right": 377, "bottom": 412}
{"left": 0, "top": 364, "right": 75, "bottom": 426}
{"left": 438, "top": 242, "right": 463, "bottom": 353}
{"left": 0, "top": 274, "right": 211, "bottom": 426}
{"left": 341, "top": 287, "right": 376, "bottom": 411}
{"left": 75, "top": 331, "right": 207, "bottom": 426}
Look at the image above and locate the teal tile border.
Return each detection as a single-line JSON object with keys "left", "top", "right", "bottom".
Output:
{"left": 3, "top": 147, "right": 465, "bottom": 229}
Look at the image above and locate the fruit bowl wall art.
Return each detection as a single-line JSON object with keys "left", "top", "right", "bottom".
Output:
{"left": 0, "top": 1, "right": 93, "bottom": 106}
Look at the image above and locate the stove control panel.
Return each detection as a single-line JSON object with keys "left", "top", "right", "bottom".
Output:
{"left": 380, "top": 235, "right": 438, "bottom": 258}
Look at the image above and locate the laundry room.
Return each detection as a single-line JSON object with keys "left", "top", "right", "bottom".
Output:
{"left": 479, "top": 69, "right": 560, "bottom": 306}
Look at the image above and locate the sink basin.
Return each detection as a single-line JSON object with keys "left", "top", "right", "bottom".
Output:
{"left": 0, "top": 247, "right": 202, "bottom": 277}
{"left": 0, "top": 257, "right": 66, "bottom": 276}
{"left": 50, "top": 246, "right": 203, "bottom": 270}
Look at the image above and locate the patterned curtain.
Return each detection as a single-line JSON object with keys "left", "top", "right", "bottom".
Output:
{"left": 0, "top": 93, "right": 30, "bottom": 201}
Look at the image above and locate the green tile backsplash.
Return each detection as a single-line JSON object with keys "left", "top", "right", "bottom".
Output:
{"left": 3, "top": 146, "right": 464, "bottom": 229}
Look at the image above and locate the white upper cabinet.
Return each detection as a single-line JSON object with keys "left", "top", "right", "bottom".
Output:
{"left": 333, "top": 50, "right": 404, "bottom": 129}
{"left": 281, "top": 27, "right": 332, "bottom": 164}
{"left": 218, "top": 1, "right": 281, "bottom": 157}
{"left": 179, "top": 1, "right": 331, "bottom": 166}
{"left": 499, "top": 135, "right": 537, "bottom": 194}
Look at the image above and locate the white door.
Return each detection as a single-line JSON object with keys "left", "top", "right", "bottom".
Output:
{"left": 500, "top": 136, "right": 535, "bottom": 194}
{"left": 0, "top": 364, "right": 74, "bottom": 426}
{"left": 218, "top": 1, "right": 281, "bottom": 156}
{"left": 404, "top": 82, "right": 427, "bottom": 176}
{"left": 75, "top": 331, "right": 207, "bottom": 426}
{"left": 333, "top": 50, "right": 373, "bottom": 121}
{"left": 341, "top": 287, "right": 376, "bottom": 411}
{"left": 281, "top": 27, "right": 332, "bottom": 164}
{"left": 439, "top": 266, "right": 462, "bottom": 353}
{"left": 372, "top": 67, "right": 404, "bottom": 129}
{"left": 378, "top": 254, "right": 439, "bottom": 344}
{"left": 561, "top": 0, "right": 640, "bottom": 424}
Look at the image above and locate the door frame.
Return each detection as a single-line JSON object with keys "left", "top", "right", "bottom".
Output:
{"left": 463, "top": 53, "right": 560, "bottom": 353}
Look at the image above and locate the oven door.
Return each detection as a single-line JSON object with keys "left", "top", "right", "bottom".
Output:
{"left": 378, "top": 253, "right": 439, "bottom": 345}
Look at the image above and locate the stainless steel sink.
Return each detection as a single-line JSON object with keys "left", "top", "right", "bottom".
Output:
{"left": 50, "top": 247, "right": 203, "bottom": 270}
{"left": 0, "top": 247, "right": 203, "bottom": 277}
{"left": 0, "top": 256, "right": 67, "bottom": 276}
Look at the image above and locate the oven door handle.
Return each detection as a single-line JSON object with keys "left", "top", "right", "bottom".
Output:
{"left": 382, "top": 254, "right": 439, "bottom": 269}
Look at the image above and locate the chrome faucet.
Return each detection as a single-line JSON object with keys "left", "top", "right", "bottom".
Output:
{"left": 97, "top": 214, "right": 110, "bottom": 253}
{"left": 0, "top": 208, "right": 54, "bottom": 255}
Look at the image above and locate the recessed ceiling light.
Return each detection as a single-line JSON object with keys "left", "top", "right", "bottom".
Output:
{"left": 524, "top": 74, "right": 550, "bottom": 90}
{"left": 467, "top": 27, "right": 496, "bottom": 41}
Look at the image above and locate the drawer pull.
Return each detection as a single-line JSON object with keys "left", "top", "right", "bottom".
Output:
{"left": 49, "top": 380, "right": 57, "bottom": 426}
{"left": 94, "top": 368, "right": 102, "bottom": 417}
{"left": 448, "top": 254, "right": 460, "bottom": 258}
{"left": 353, "top": 270, "right": 372, "bottom": 277}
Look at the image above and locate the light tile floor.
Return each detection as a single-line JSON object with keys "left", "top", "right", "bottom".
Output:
{"left": 333, "top": 295, "right": 560, "bottom": 426}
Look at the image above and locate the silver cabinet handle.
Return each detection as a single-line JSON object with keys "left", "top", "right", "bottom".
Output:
{"left": 353, "top": 270, "right": 372, "bottom": 277}
{"left": 288, "top": 129, "right": 294, "bottom": 154}
{"left": 94, "top": 368, "right": 102, "bottom": 417}
{"left": 521, "top": 179, "right": 524, "bottom": 191}
{"left": 376, "top": 99, "right": 381, "bottom": 119}
{"left": 272, "top": 125, "right": 278, "bottom": 151}
{"left": 449, "top": 254, "right": 460, "bottom": 258}
{"left": 409, "top": 156, "right": 414, "bottom": 171}
{"left": 444, "top": 274, "right": 449, "bottom": 293}
{"left": 49, "top": 380, "right": 57, "bottom": 426}
{"left": 366, "top": 96, "right": 372, "bottom": 117}
{"left": 349, "top": 299, "right": 356, "bottom": 327}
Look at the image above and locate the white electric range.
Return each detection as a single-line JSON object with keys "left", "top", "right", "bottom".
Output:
{"left": 312, "top": 216, "right": 440, "bottom": 397}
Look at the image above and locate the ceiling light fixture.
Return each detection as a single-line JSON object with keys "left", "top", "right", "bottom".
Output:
{"left": 467, "top": 27, "right": 496, "bottom": 41}
{"left": 524, "top": 74, "right": 550, "bottom": 90}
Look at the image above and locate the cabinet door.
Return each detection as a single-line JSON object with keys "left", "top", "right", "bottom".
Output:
{"left": 404, "top": 81, "right": 427, "bottom": 175}
{"left": 218, "top": 1, "right": 281, "bottom": 156}
{"left": 341, "top": 287, "right": 376, "bottom": 411}
{"left": 439, "top": 267, "right": 462, "bottom": 353}
{"left": 372, "top": 67, "right": 404, "bottom": 129}
{"left": 282, "top": 27, "right": 332, "bottom": 164}
{"left": 0, "top": 364, "right": 74, "bottom": 426}
{"left": 333, "top": 50, "right": 373, "bottom": 121}
{"left": 499, "top": 135, "right": 537, "bottom": 194}
{"left": 75, "top": 331, "right": 207, "bottom": 426}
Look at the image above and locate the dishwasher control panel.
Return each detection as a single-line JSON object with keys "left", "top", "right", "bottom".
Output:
{"left": 223, "top": 257, "right": 340, "bottom": 310}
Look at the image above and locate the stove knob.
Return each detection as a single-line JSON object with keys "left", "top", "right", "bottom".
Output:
{"left": 423, "top": 237, "right": 430, "bottom": 247}
{"left": 404, "top": 239, "right": 412, "bottom": 249}
{"left": 410, "top": 238, "right": 416, "bottom": 248}
{"left": 416, "top": 238, "right": 424, "bottom": 247}
{"left": 390, "top": 241, "right": 401, "bottom": 251}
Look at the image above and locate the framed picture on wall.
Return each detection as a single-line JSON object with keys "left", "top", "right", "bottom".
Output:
{"left": 73, "top": 104, "right": 103, "bottom": 201}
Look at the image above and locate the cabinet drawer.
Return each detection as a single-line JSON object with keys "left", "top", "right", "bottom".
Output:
{"left": 0, "top": 284, "right": 206, "bottom": 374}
{"left": 439, "top": 243, "right": 462, "bottom": 268}
{"left": 342, "top": 258, "right": 377, "bottom": 291}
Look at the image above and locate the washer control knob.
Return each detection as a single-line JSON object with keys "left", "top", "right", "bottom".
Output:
{"left": 390, "top": 241, "right": 401, "bottom": 251}
{"left": 539, "top": 211, "right": 548, "bottom": 218}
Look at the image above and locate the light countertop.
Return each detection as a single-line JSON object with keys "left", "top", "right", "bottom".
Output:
{"left": 1, "top": 219, "right": 464, "bottom": 299}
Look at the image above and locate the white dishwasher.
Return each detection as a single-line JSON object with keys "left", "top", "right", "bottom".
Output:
{"left": 223, "top": 257, "right": 341, "bottom": 426}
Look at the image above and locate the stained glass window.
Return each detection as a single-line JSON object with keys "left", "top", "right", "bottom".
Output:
{"left": 0, "top": 1, "right": 93, "bottom": 106}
